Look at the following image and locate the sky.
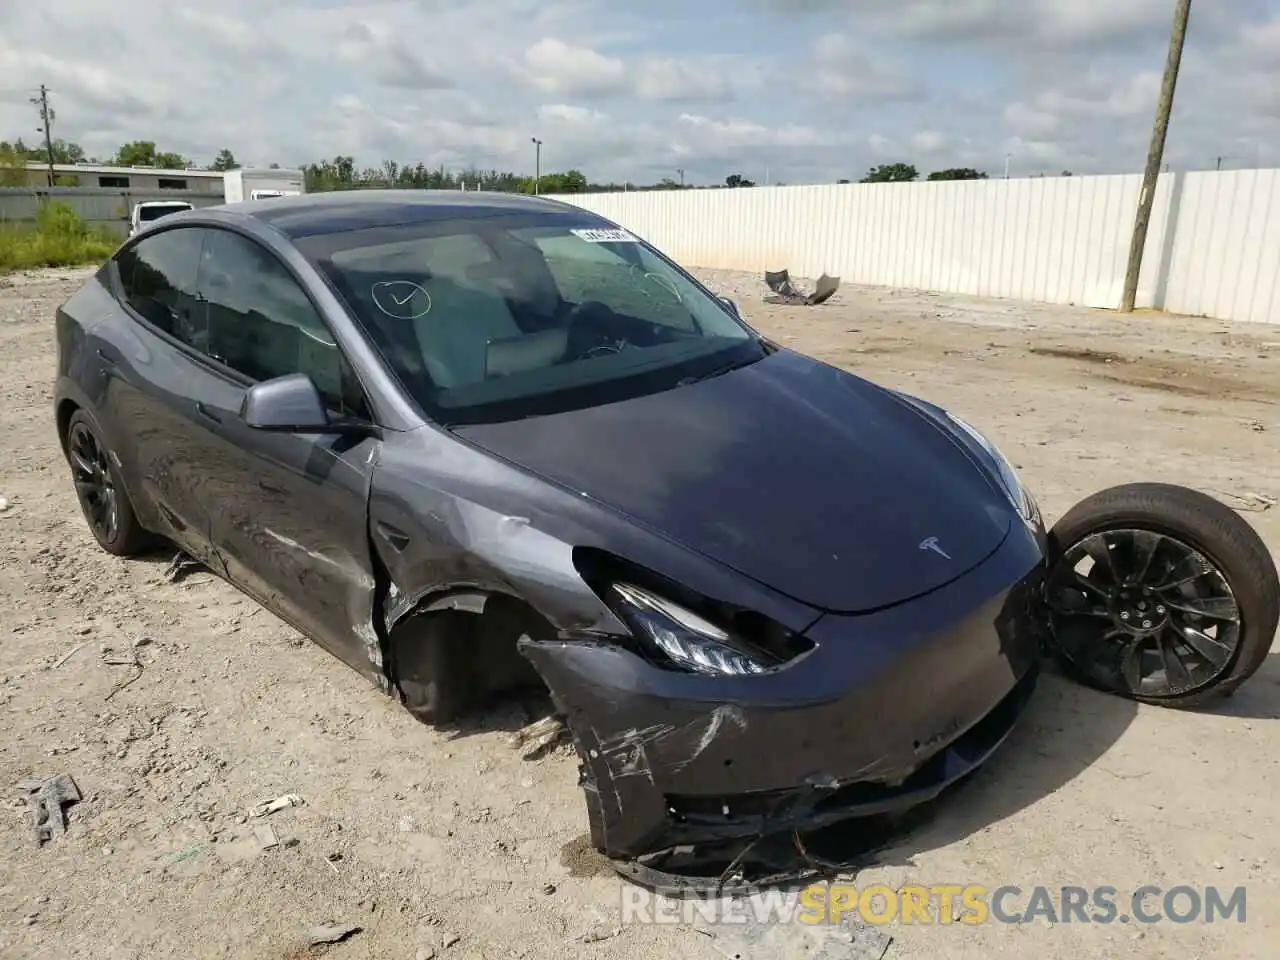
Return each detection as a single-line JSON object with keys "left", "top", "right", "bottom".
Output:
{"left": 1, "top": 0, "right": 1278, "bottom": 186}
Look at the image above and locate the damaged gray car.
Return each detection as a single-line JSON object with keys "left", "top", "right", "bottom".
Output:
{"left": 55, "top": 190, "right": 1280, "bottom": 892}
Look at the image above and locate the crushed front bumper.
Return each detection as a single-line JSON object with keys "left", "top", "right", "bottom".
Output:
{"left": 520, "top": 523, "right": 1048, "bottom": 889}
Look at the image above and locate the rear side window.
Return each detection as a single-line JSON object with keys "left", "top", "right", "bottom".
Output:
{"left": 115, "top": 228, "right": 208, "bottom": 351}
{"left": 197, "top": 229, "right": 369, "bottom": 419}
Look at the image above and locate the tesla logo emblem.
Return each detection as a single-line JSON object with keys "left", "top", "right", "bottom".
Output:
{"left": 919, "top": 537, "right": 951, "bottom": 559}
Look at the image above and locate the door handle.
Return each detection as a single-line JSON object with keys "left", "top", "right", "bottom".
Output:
{"left": 194, "top": 401, "right": 221, "bottom": 424}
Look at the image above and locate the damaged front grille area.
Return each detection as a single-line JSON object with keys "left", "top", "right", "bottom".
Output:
{"left": 613, "top": 665, "right": 1039, "bottom": 893}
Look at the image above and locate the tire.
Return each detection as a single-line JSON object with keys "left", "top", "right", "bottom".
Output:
{"left": 1044, "top": 482, "right": 1279, "bottom": 708}
{"left": 391, "top": 610, "right": 479, "bottom": 725}
{"left": 65, "top": 410, "right": 155, "bottom": 557}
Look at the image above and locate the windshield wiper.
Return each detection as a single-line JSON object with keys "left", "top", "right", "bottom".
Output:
{"left": 677, "top": 354, "right": 757, "bottom": 386}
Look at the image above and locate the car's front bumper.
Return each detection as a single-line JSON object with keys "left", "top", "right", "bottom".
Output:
{"left": 521, "top": 520, "right": 1049, "bottom": 887}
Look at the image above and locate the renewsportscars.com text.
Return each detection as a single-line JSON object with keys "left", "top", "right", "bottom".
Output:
{"left": 620, "top": 883, "right": 1248, "bottom": 926}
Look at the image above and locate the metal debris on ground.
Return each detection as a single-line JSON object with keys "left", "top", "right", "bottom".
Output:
{"left": 566, "top": 925, "right": 621, "bottom": 944}
{"left": 163, "top": 551, "right": 205, "bottom": 583}
{"left": 52, "top": 640, "right": 91, "bottom": 669}
{"left": 254, "top": 824, "right": 279, "bottom": 849}
{"left": 763, "top": 269, "right": 842, "bottom": 306}
{"left": 248, "top": 793, "right": 304, "bottom": 817}
{"left": 17, "top": 773, "right": 81, "bottom": 845}
{"left": 507, "top": 714, "right": 570, "bottom": 759}
{"left": 102, "top": 646, "right": 144, "bottom": 701}
{"left": 1208, "top": 489, "right": 1276, "bottom": 512}
{"left": 306, "top": 922, "right": 362, "bottom": 946}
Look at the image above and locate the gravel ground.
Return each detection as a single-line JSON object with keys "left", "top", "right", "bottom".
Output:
{"left": 1, "top": 264, "right": 1278, "bottom": 959}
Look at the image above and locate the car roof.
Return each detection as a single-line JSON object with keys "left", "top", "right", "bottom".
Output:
{"left": 202, "top": 189, "right": 591, "bottom": 240}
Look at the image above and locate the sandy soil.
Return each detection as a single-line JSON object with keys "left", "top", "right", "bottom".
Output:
{"left": 1, "top": 264, "right": 1278, "bottom": 960}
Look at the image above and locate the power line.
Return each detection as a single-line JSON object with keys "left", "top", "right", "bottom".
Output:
{"left": 1120, "top": 0, "right": 1191, "bottom": 314}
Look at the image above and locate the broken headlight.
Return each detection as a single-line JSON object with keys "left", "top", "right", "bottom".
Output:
{"left": 945, "top": 413, "right": 1040, "bottom": 526}
{"left": 609, "top": 583, "right": 771, "bottom": 676}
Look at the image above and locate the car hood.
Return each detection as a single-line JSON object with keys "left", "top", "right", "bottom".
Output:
{"left": 453, "top": 349, "right": 1013, "bottom": 613}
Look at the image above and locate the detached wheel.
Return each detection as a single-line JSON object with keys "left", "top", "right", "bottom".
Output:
{"left": 1045, "top": 482, "right": 1279, "bottom": 708}
{"left": 65, "top": 411, "right": 153, "bottom": 557}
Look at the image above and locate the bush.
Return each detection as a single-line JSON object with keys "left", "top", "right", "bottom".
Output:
{"left": 0, "top": 200, "right": 119, "bottom": 272}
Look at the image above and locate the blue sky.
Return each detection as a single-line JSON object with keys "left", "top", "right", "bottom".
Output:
{"left": 1, "top": 0, "right": 1278, "bottom": 185}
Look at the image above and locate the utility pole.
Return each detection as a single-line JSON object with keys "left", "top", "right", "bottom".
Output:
{"left": 1120, "top": 0, "right": 1191, "bottom": 313}
{"left": 531, "top": 137, "right": 542, "bottom": 195}
{"left": 677, "top": 168, "right": 684, "bottom": 187}
{"left": 30, "top": 84, "right": 56, "bottom": 187}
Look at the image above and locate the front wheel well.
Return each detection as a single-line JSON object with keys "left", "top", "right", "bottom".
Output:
{"left": 386, "top": 589, "right": 556, "bottom": 725}
{"left": 56, "top": 398, "right": 80, "bottom": 457}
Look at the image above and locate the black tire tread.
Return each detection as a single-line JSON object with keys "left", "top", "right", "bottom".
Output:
{"left": 1046, "top": 482, "right": 1279, "bottom": 708}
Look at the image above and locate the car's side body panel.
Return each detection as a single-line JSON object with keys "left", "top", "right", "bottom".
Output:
{"left": 367, "top": 425, "right": 824, "bottom": 641}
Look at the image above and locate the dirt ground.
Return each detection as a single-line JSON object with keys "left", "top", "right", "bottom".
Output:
{"left": 2, "top": 264, "right": 1279, "bottom": 960}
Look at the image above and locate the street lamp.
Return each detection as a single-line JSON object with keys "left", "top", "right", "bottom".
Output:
{"left": 531, "top": 137, "right": 542, "bottom": 195}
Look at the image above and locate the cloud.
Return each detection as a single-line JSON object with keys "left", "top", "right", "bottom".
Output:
{"left": 520, "top": 38, "right": 733, "bottom": 102}
{"left": 0, "top": 0, "right": 1274, "bottom": 185}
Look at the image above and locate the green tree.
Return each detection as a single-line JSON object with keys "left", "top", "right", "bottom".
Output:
{"left": 210, "top": 148, "right": 239, "bottom": 171}
{"left": 111, "top": 140, "right": 189, "bottom": 169}
{"left": 860, "top": 163, "right": 918, "bottom": 183}
{"left": 927, "top": 167, "right": 987, "bottom": 181}
{"left": 725, "top": 173, "right": 755, "bottom": 187}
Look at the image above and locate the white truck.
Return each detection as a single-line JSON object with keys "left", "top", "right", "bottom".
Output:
{"left": 129, "top": 200, "right": 195, "bottom": 236}
{"left": 222, "top": 167, "right": 306, "bottom": 203}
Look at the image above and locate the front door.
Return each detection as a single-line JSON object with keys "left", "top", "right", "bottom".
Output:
{"left": 193, "top": 226, "right": 383, "bottom": 678}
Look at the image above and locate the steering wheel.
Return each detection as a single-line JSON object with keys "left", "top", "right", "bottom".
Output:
{"left": 564, "top": 300, "right": 629, "bottom": 360}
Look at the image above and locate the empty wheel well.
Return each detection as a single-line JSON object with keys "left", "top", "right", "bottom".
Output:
{"left": 387, "top": 590, "right": 556, "bottom": 724}
{"left": 56, "top": 399, "right": 80, "bottom": 457}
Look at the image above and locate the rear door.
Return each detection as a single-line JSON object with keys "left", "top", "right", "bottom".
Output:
{"left": 193, "top": 227, "right": 383, "bottom": 676}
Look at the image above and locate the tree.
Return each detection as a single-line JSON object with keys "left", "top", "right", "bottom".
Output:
{"left": 927, "top": 168, "right": 987, "bottom": 181}
{"left": 210, "top": 148, "right": 239, "bottom": 171}
{"left": 860, "top": 163, "right": 918, "bottom": 183}
{"left": 724, "top": 173, "right": 755, "bottom": 187}
{"left": 111, "top": 140, "right": 189, "bottom": 169}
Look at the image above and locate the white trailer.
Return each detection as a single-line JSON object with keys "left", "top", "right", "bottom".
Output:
{"left": 222, "top": 167, "right": 306, "bottom": 203}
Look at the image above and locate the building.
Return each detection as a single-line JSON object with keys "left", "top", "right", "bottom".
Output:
{"left": 21, "top": 162, "right": 225, "bottom": 195}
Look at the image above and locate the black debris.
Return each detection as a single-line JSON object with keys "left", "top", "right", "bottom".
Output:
{"left": 764, "top": 269, "right": 841, "bottom": 306}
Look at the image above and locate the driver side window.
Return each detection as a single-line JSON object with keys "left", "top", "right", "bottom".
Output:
{"left": 197, "top": 229, "right": 371, "bottom": 420}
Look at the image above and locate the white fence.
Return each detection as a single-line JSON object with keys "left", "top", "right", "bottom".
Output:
{"left": 551, "top": 169, "right": 1280, "bottom": 325}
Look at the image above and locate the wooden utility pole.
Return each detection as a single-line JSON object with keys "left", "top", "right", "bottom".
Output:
{"left": 30, "top": 84, "right": 56, "bottom": 187}
{"left": 1119, "top": 0, "right": 1191, "bottom": 313}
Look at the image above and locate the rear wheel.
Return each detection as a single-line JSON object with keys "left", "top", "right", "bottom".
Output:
{"left": 66, "top": 411, "right": 154, "bottom": 557}
{"left": 1045, "top": 482, "right": 1279, "bottom": 708}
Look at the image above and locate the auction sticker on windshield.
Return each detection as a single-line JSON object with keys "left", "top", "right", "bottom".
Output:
{"left": 571, "top": 228, "right": 638, "bottom": 243}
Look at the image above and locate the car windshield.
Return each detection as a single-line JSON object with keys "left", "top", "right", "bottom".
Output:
{"left": 303, "top": 211, "right": 763, "bottom": 425}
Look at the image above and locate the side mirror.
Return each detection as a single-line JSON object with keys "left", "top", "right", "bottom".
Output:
{"left": 718, "top": 296, "right": 741, "bottom": 318}
{"left": 240, "top": 373, "right": 333, "bottom": 431}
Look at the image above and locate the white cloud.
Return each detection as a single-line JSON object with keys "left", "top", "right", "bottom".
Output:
{"left": 0, "top": 0, "right": 1274, "bottom": 185}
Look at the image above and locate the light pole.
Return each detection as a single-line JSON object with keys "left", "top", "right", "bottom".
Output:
{"left": 677, "top": 168, "right": 684, "bottom": 187}
{"left": 531, "top": 137, "right": 542, "bottom": 195}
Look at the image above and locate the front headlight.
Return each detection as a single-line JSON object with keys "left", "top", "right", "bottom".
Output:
{"left": 945, "top": 413, "right": 1039, "bottom": 525}
{"left": 609, "top": 583, "right": 771, "bottom": 676}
